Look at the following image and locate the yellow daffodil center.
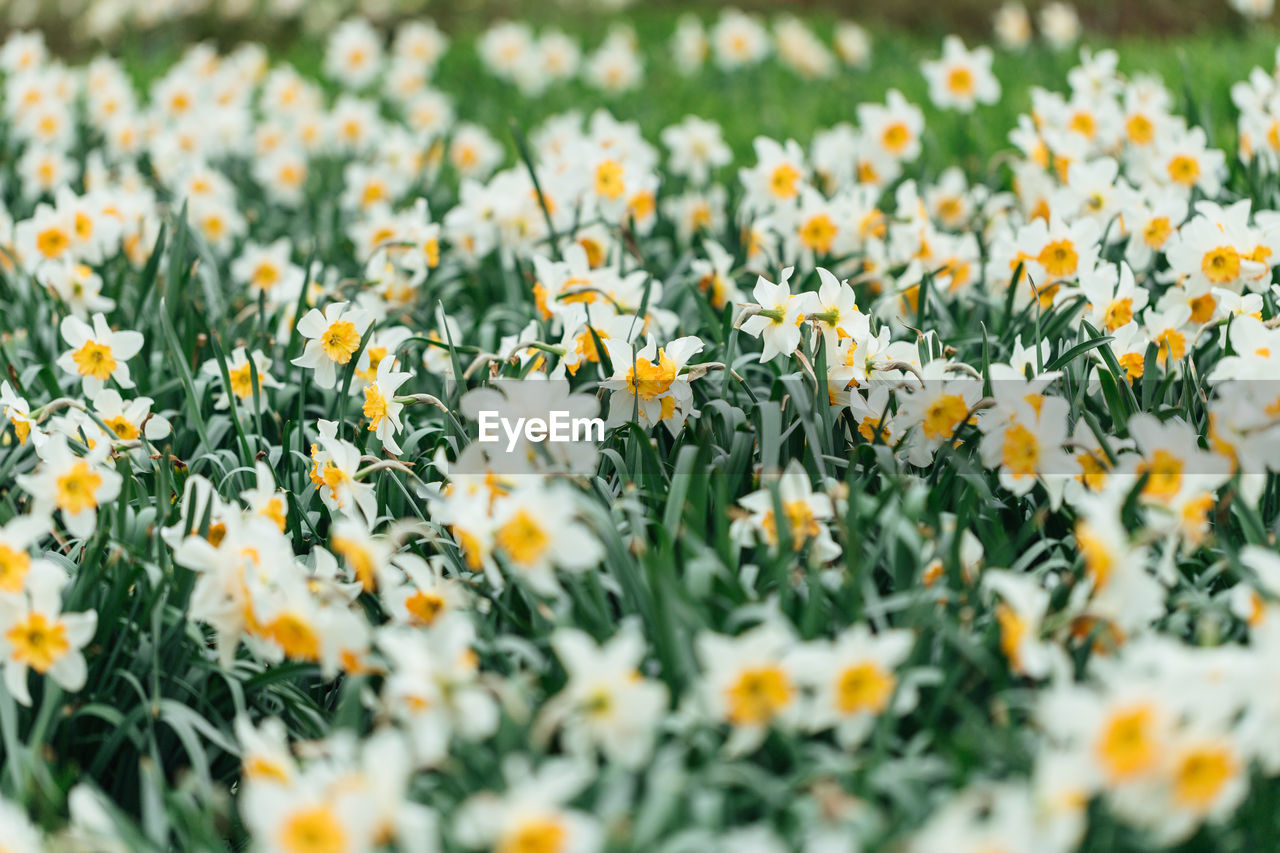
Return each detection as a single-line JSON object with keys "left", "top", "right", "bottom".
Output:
{"left": 1104, "top": 298, "right": 1133, "bottom": 331}
{"left": 1201, "top": 246, "right": 1240, "bottom": 284}
{"left": 6, "top": 612, "right": 69, "bottom": 673}
{"left": 577, "top": 236, "right": 605, "bottom": 268}
{"left": 762, "top": 500, "right": 821, "bottom": 550}
{"left": 1173, "top": 746, "right": 1235, "bottom": 810}
{"left": 201, "top": 213, "right": 226, "bottom": 242}
{"left": 279, "top": 806, "right": 346, "bottom": 853}
{"left": 1118, "top": 352, "right": 1145, "bottom": 380}
{"left": 996, "top": 603, "right": 1027, "bottom": 670}
{"left": 267, "top": 612, "right": 320, "bottom": 661}
{"left": 595, "top": 160, "right": 625, "bottom": 200}
{"left": 243, "top": 755, "right": 290, "bottom": 783}
{"left": 1137, "top": 448, "right": 1184, "bottom": 500}
{"left": 1001, "top": 423, "right": 1039, "bottom": 477}
{"left": 1153, "top": 328, "right": 1187, "bottom": 365}
{"left": 570, "top": 328, "right": 608, "bottom": 373}
{"left": 1249, "top": 244, "right": 1272, "bottom": 271}
{"left": 320, "top": 320, "right": 361, "bottom": 363}
{"left": 229, "top": 362, "right": 255, "bottom": 399}
{"left": 498, "top": 818, "right": 567, "bottom": 853}
{"left": 922, "top": 393, "right": 969, "bottom": 441}
{"left": 769, "top": 163, "right": 801, "bottom": 199}
{"left": 0, "top": 544, "right": 31, "bottom": 592}
{"left": 6, "top": 409, "right": 31, "bottom": 445}
{"left": 104, "top": 415, "right": 139, "bottom": 440}
{"left": 251, "top": 262, "right": 280, "bottom": 290}
{"left": 1189, "top": 292, "right": 1217, "bottom": 325}
{"left": 835, "top": 661, "right": 894, "bottom": 714}
{"left": 1126, "top": 113, "right": 1155, "bottom": 145}
{"left": 937, "top": 196, "right": 964, "bottom": 223}
{"left": 628, "top": 190, "right": 656, "bottom": 222}
{"left": 360, "top": 181, "right": 387, "bottom": 207}
{"left": 36, "top": 226, "right": 70, "bottom": 259}
{"left": 1038, "top": 239, "right": 1079, "bottom": 279}
{"left": 423, "top": 236, "right": 440, "bottom": 267}
{"left": 405, "top": 590, "right": 446, "bottom": 625}
{"left": 356, "top": 346, "right": 390, "bottom": 383}
{"left": 1168, "top": 154, "right": 1201, "bottom": 186}
{"left": 332, "top": 536, "right": 377, "bottom": 591}
{"left": 496, "top": 509, "right": 551, "bottom": 568}
{"left": 1069, "top": 111, "right": 1097, "bottom": 139}
{"left": 250, "top": 498, "right": 284, "bottom": 534}
{"left": 1077, "top": 522, "right": 1114, "bottom": 589}
{"left": 946, "top": 66, "right": 975, "bottom": 96}
{"left": 362, "top": 384, "right": 389, "bottom": 431}
{"left": 726, "top": 664, "right": 793, "bottom": 725}
{"left": 320, "top": 462, "right": 350, "bottom": 503}
{"left": 1181, "top": 492, "right": 1215, "bottom": 542}
{"left": 625, "top": 350, "right": 677, "bottom": 400}
{"left": 56, "top": 460, "right": 103, "bottom": 514}
{"left": 799, "top": 213, "right": 837, "bottom": 253}
{"left": 1076, "top": 451, "right": 1109, "bottom": 491}
{"left": 1142, "top": 216, "right": 1172, "bottom": 249}
{"left": 453, "top": 526, "right": 487, "bottom": 571}
{"left": 882, "top": 122, "right": 910, "bottom": 155}
{"left": 72, "top": 340, "right": 117, "bottom": 380}
{"left": 1096, "top": 705, "right": 1158, "bottom": 782}
{"left": 72, "top": 211, "right": 94, "bottom": 242}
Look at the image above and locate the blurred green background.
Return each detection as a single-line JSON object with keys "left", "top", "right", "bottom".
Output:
{"left": 4, "top": 1, "right": 1277, "bottom": 170}
{"left": 6, "top": 0, "right": 1277, "bottom": 49}
{"left": 441, "top": 0, "right": 1275, "bottom": 37}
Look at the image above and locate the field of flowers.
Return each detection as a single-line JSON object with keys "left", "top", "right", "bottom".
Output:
{"left": 7, "top": 1, "right": 1280, "bottom": 851}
